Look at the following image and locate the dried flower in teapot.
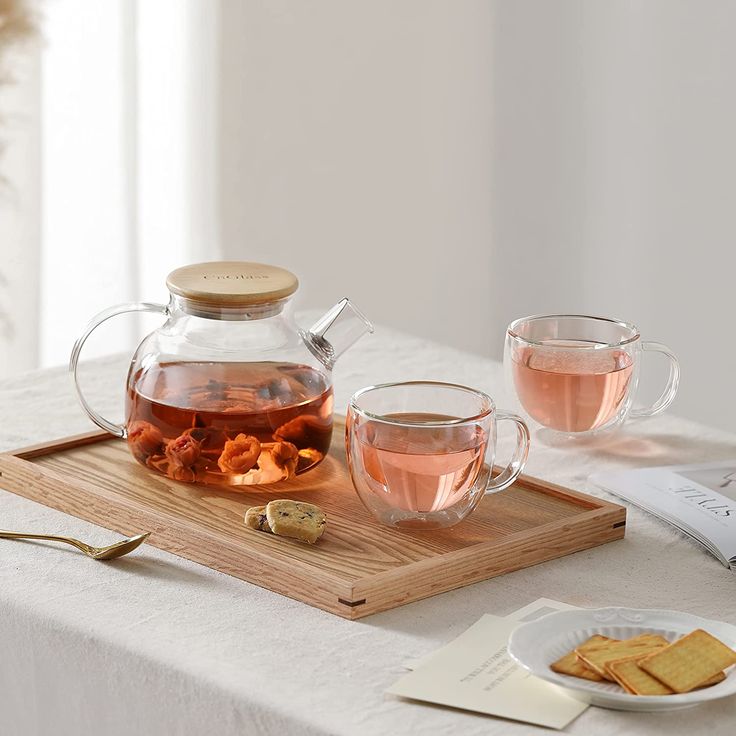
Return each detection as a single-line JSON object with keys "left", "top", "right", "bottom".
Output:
{"left": 127, "top": 420, "right": 164, "bottom": 462}
{"left": 218, "top": 433, "right": 261, "bottom": 474}
{"left": 274, "top": 414, "right": 331, "bottom": 449}
{"left": 243, "top": 441, "right": 299, "bottom": 484}
{"left": 165, "top": 431, "right": 202, "bottom": 470}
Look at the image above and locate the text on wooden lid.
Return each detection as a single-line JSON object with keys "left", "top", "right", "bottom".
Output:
{"left": 166, "top": 262, "right": 299, "bottom": 306}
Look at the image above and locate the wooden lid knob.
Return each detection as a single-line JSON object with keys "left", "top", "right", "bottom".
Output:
{"left": 166, "top": 262, "right": 299, "bottom": 307}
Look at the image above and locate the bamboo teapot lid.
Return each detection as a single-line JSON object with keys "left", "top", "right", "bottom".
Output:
{"left": 166, "top": 262, "right": 299, "bottom": 308}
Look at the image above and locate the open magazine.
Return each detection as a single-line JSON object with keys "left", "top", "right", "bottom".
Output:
{"left": 591, "top": 460, "right": 736, "bottom": 570}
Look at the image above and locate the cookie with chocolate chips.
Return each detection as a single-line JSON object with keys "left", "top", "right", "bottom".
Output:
{"left": 244, "top": 505, "right": 272, "bottom": 533}
{"left": 265, "top": 500, "right": 326, "bottom": 544}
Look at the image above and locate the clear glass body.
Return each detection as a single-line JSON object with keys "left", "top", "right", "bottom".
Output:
{"left": 504, "top": 314, "right": 680, "bottom": 439}
{"left": 124, "top": 295, "right": 334, "bottom": 486}
{"left": 346, "top": 381, "right": 530, "bottom": 530}
{"left": 70, "top": 293, "right": 373, "bottom": 488}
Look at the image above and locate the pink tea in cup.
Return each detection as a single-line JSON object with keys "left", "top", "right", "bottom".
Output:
{"left": 511, "top": 342, "right": 634, "bottom": 433}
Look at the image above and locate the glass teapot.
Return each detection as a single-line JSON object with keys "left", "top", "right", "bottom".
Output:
{"left": 70, "top": 262, "right": 373, "bottom": 487}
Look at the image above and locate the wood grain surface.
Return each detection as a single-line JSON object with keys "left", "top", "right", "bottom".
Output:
{"left": 0, "top": 418, "right": 626, "bottom": 619}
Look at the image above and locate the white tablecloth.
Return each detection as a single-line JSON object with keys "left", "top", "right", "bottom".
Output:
{"left": 1, "top": 315, "right": 735, "bottom": 735}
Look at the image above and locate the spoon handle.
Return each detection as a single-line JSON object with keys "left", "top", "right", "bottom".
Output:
{"left": 0, "top": 530, "right": 91, "bottom": 554}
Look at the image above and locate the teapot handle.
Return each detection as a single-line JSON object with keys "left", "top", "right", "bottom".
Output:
{"left": 69, "top": 302, "right": 169, "bottom": 438}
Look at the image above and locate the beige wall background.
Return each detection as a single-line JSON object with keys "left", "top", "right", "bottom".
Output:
{"left": 3, "top": 1, "right": 731, "bottom": 434}
{"left": 219, "top": 0, "right": 494, "bottom": 355}
{"left": 219, "top": 0, "right": 736, "bottom": 433}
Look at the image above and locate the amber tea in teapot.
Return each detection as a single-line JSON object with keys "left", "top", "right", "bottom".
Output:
{"left": 127, "top": 361, "right": 333, "bottom": 485}
{"left": 71, "top": 262, "right": 372, "bottom": 488}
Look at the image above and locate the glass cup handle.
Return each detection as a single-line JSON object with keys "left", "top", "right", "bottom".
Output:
{"left": 485, "top": 412, "right": 531, "bottom": 494}
{"left": 629, "top": 341, "right": 681, "bottom": 419}
{"left": 68, "top": 302, "right": 169, "bottom": 438}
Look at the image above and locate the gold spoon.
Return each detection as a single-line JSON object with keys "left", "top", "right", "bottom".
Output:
{"left": 0, "top": 530, "right": 150, "bottom": 560}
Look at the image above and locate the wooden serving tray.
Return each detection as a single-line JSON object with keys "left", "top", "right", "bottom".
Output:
{"left": 0, "top": 418, "right": 625, "bottom": 619}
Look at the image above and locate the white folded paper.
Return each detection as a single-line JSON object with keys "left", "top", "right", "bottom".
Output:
{"left": 388, "top": 598, "right": 586, "bottom": 730}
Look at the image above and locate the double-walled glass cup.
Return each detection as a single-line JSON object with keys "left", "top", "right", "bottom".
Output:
{"left": 504, "top": 314, "right": 680, "bottom": 439}
{"left": 346, "top": 381, "right": 530, "bottom": 530}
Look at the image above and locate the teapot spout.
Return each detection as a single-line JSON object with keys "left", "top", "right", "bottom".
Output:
{"left": 304, "top": 298, "right": 373, "bottom": 368}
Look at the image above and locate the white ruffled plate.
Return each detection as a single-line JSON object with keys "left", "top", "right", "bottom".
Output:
{"left": 507, "top": 607, "right": 736, "bottom": 711}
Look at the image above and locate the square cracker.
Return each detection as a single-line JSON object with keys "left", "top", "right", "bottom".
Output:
{"left": 551, "top": 635, "right": 611, "bottom": 681}
{"left": 639, "top": 629, "right": 736, "bottom": 693}
{"left": 607, "top": 658, "right": 674, "bottom": 695}
{"left": 697, "top": 671, "right": 727, "bottom": 689}
{"left": 576, "top": 638, "right": 669, "bottom": 680}
{"left": 605, "top": 654, "right": 725, "bottom": 696}
{"left": 577, "top": 633, "right": 667, "bottom": 653}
